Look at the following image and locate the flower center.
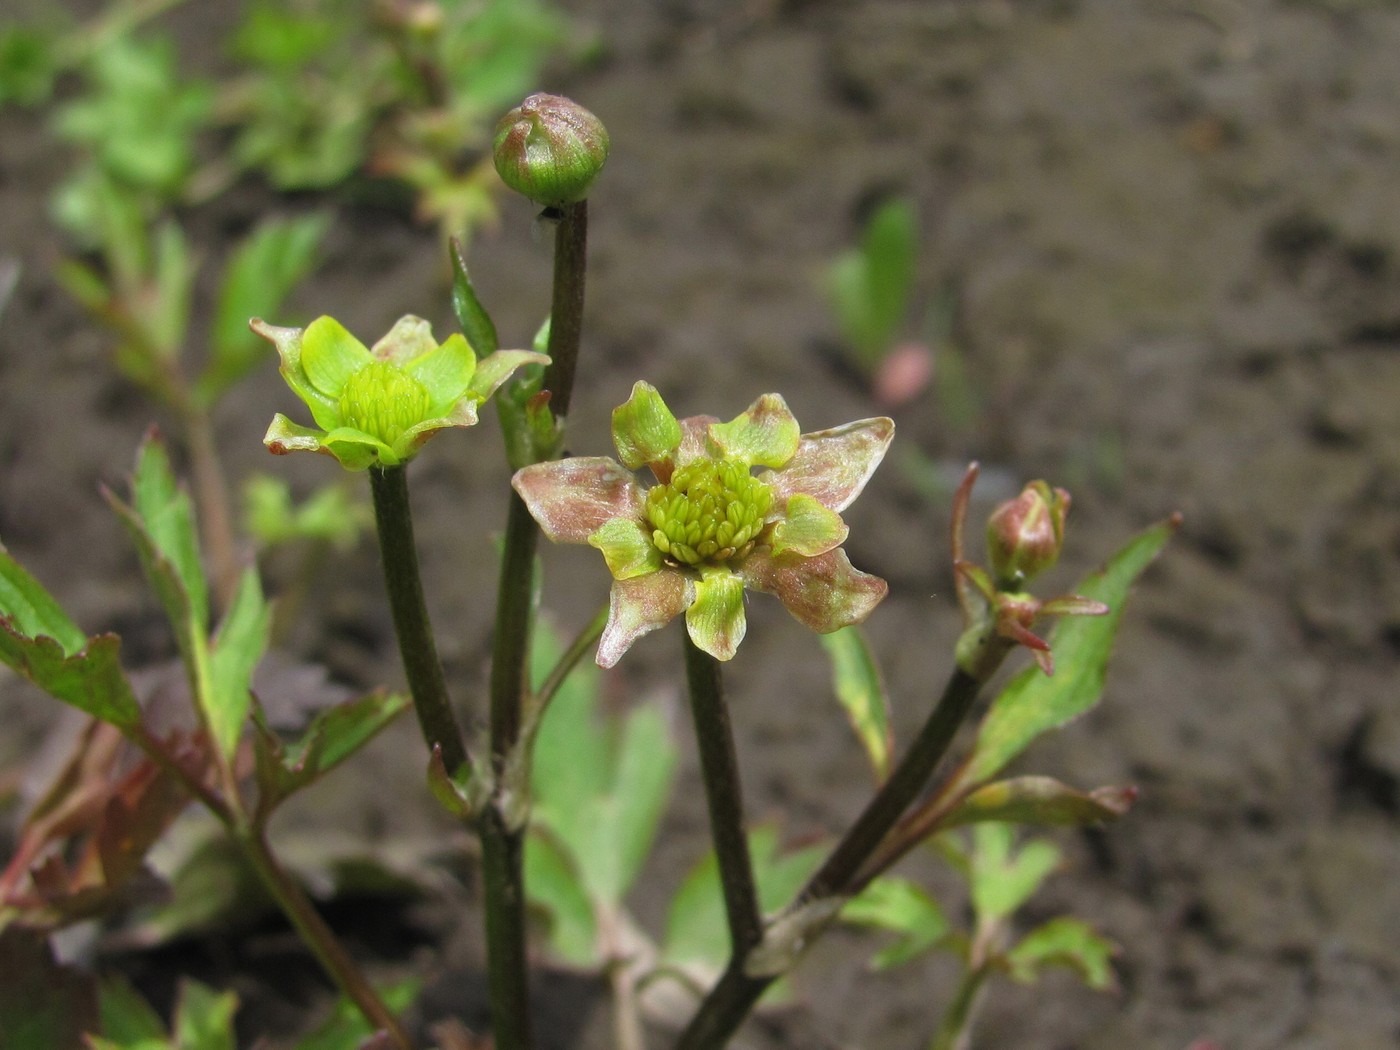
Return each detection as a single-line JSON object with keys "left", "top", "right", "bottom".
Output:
{"left": 646, "top": 460, "right": 773, "bottom": 566}
{"left": 337, "top": 361, "right": 433, "bottom": 447}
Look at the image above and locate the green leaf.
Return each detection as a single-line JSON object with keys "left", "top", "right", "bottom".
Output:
{"left": 0, "top": 545, "right": 86, "bottom": 655}
{"left": 449, "top": 240, "right": 499, "bottom": 357}
{"left": 663, "top": 826, "right": 824, "bottom": 973}
{"left": 199, "top": 212, "right": 329, "bottom": 406}
{"left": 0, "top": 626, "right": 141, "bottom": 729}
{"left": 842, "top": 876, "right": 949, "bottom": 970}
{"left": 172, "top": 980, "right": 236, "bottom": 1050}
{"left": 819, "top": 625, "right": 893, "bottom": 780}
{"left": 97, "top": 977, "right": 167, "bottom": 1043}
{"left": 242, "top": 475, "right": 369, "bottom": 552}
{"left": 148, "top": 221, "right": 194, "bottom": 361}
{"left": 206, "top": 569, "right": 271, "bottom": 760}
{"left": 291, "top": 979, "right": 420, "bottom": 1050}
{"left": 524, "top": 830, "right": 599, "bottom": 968}
{"left": 0, "top": 927, "right": 99, "bottom": 1050}
{"left": 1005, "top": 917, "right": 1117, "bottom": 992}
{"left": 529, "top": 621, "right": 677, "bottom": 908}
{"left": 254, "top": 691, "right": 410, "bottom": 814}
{"left": 939, "top": 776, "right": 1136, "bottom": 831}
{"left": 967, "top": 824, "right": 1061, "bottom": 925}
{"left": 957, "top": 517, "right": 1177, "bottom": 789}
{"left": 826, "top": 198, "right": 917, "bottom": 368}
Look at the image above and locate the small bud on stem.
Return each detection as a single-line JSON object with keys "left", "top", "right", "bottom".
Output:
{"left": 493, "top": 93, "right": 609, "bottom": 207}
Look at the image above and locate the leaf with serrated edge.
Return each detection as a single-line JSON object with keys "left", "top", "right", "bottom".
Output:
{"left": 0, "top": 624, "right": 141, "bottom": 729}
{"left": 957, "top": 518, "right": 1176, "bottom": 790}
{"left": 842, "top": 876, "right": 949, "bottom": 970}
{"left": 0, "top": 547, "right": 86, "bottom": 655}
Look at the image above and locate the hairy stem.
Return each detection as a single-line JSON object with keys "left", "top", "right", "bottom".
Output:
{"left": 683, "top": 634, "right": 762, "bottom": 959}
{"left": 241, "top": 826, "right": 414, "bottom": 1050}
{"left": 368, "top": 464, "right": 469, "bottom": 777}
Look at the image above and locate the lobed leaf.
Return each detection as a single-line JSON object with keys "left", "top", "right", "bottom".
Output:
{"left": 1005, "top": 917, "right": 1118, "bottom": 992}
{"left": 0, "top": 626, "right": 141, "bottom": 729}
{"left": 968, "top": 824, "right": 1061, "bottom": 925}
{"left": 842, "top": 876, "right": 949, "bottom": 970}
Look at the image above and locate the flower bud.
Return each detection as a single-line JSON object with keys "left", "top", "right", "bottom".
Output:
{"left": 493, "top": 93, "right": 609, "bottom": 207}
{"left": 986, "top": 481, "right": 1069, "bottom": 587}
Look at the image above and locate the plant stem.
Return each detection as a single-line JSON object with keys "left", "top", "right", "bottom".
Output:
{"left": 184, "top": 405, "right": 241, "bottom": 612}
{"left": 928, "top": 963, "right": 991, "bottom": 1050}
{"left": 541, "top": 200, "right": 588, "bottom": 418}
{"left": 240, "top": 826, "right": 414, "bottom": 1050}
{"left": 530, "top": 604, "right": 608, "bottom": 719}
{"left": 368, "top": 464, "right": 469, "bottom": 777}
{"left": 675, "top": 640, "right": 1011, "bottom": 1050}
{"left": 478, "top": 811, "right": 533, "bottom": 1050}
{"left": 682, "top": 634, "right": 762, "bottom": 958}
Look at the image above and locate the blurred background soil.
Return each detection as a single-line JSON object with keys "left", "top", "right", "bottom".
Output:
{"left": 2, "top": 1, "right": 1398, "bottom": 1048}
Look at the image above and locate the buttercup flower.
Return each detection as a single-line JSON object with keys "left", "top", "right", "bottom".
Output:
{"left": 253, "top": 314, "right": 547, "bottom": 471}
{"left": 512, "top": 382, "right": 894, "bottom": 666}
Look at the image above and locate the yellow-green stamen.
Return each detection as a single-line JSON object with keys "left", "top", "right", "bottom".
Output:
{"left": 645, "top": 460, "right": 773, "bottom": 566}
{"left": 337, "top": 361, "right": 433, "bottom": 447}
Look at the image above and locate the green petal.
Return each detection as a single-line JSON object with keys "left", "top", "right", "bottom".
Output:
{"left": 598, "top": 570, "right": 692, "bottom": 668}
{"left": 513, "top": 457, "right": 645, "bottom": 543}
{"left": 768, "top": 417, "right": 894, "bottom": 512}
{"left": 589, "top": 518, "right": 664, "bottom": 580}
{"left": 468, "top": 349, "right": 550, "bottom": 404}
{"left": 685, "top": 567, "right": 747, "bottom": 661}
{"left": 320, "top": 426, "right": 396, "bottom": 470}
{"left": 301, "top": 315, "right": 372, "bottom": 397}
{"left": 264, "top": 413, "right": 327, "bottom": 456}
{"left": 709, "top": 394, "right": 801, "bottom": 469}
{"left": 741, "top": 548, "right": 887, "bottom": 634}
{"left": 612, "top": 381, "right": 682, "bottom": 470}
{"left": 253, "top": 318, "right": 341, "bottom": 430}
{"left": 407, "top": 332, "right": 477, "bottom": 409}
{"left": 371, "top": 314, "right": 437, "bottom": 365}
{"left": 769, "top": 493, "right": 849, "bottom": 557}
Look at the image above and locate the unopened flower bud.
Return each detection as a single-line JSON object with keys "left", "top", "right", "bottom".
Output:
{"left": 493, "top": 93, "right": 609, "bottom": 207}
{"left": 986, "top": 481, "right": 1070, "bottom": 587}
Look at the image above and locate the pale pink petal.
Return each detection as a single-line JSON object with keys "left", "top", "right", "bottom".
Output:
{"left": 667, "top": 415, "right": 721, "bottom": 476}
{"left": 597, "top": 570, "right": 695, "bottom": 668}
{"left": 512, "top": 458, "right": 644, "bottom": 543}
{"left": 767, "top": 417, "right": 895, "bottom": 512}
{"left": 740, "top": 548, "right": 888, "bottom": 633}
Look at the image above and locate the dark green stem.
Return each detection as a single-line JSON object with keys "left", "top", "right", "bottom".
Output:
{"left": 478, "top": 811, "right": 533, "bottom": 1050}
{"left": 541, "top": 200, "right": 588, "bottom": 418}
{"left": 683, "top": 634, "right": 762, "bottom": 958}
{"left": 368, "top": 464, "right": 469, "bottom": 777}
{"left": 675, "top": 641, "right": 1011, "bottom": 1050}
{"left": 241, "top": 826, "right": 414, "bottom": 1050}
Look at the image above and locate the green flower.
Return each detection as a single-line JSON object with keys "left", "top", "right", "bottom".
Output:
{"left": 254, "top": 314, "right": 547, "bottom": 470}
{"left": 513, "top": 382, "right": 894, "bottom": 665}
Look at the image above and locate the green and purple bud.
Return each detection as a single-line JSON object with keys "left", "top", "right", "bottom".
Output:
{"left": 493, "top": 93, "right": 609, "bottom": 207}
{"left": 986, "top": 480, "right": 1070, "bottom": 588}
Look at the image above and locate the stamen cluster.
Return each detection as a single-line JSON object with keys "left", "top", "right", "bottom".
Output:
{"left": 337, "top": 361, "right": 433, "bottom": 447}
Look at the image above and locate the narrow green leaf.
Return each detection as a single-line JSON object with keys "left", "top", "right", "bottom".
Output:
{"left": 149, "top": 221, "right": 194, "bottom": 361}
{"left": 939, "top": 776, "right": 1136, "bottom": 831}
{"left": 206, "top": 569, "right": 271, "bottom": 760}
{"left": 524, "top": 830, "right": 599, "bottom": 968}
{"left": 819, "top": 625, "right": 893, "bottom": 780}
{"left": 0, "top": 625, "right": 141, "bottom": 729}
{"left": 862, "top": 198, "right": 917, "bottom": 354}
{"left": 842, "top": 876, "right": 949, "bottom": 970}
{"left": 1005, "top": 917, "right": 1117, "bottom": 992}
{"left": 200, "top": 212, "right": 329, "bottom": 405}
{"left": 291, "top": 979, "right": 420, "bottom": 1050}
{"left": 98, "top": 977, "right": 168, "bottom": 1044}
{"left": 0, "top": 546, "right": 86, "bottom": 655}
{"left": 172, "top": 980, "right": 236, "bottom": 1050}
{"left": 449, "top": 240, "right": 499, "bottom": 356}
{"left": 959, "top": 517, "right": 1177, "bottom": 789}
{"left": 604, "top": 706, "right": 677, "bottom": 903}
{"left": 968, "top": 824, "right": 1061, "bottom": 925}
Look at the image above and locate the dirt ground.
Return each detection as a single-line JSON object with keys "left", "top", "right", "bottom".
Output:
{"left": 2, "top": 1, "right": 1398, "bottom": 1048}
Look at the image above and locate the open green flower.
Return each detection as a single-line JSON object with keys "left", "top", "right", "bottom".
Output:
{"left": 253, "top": 314, "right": 548, "bottom": 470}
{"left": 513, "top": 382, "right": 894, "bottom": 666}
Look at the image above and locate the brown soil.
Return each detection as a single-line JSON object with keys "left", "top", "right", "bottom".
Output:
{"left": 2, "top": 1, "right": 1398, "bottom": 1048}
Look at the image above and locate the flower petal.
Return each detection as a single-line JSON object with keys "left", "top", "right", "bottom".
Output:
{"left": 768, "top": 417, "right": 894, "bottom": 512}
{"left": 320, "top": 426, "right": 396, "bottom": 470}
{"left": 301, "top": 316, "right": 373, "bottom": 397}
{"left": 741, "top": 548, "right": 887, "bottom": 633}
{"left": 371, "top": 315, "right": 436, "bottom": 365}
{"left": 669, "top": 415, "right": 721, "bottom": 477}
{"left": 685, "top": 567, "right": 747, "bottom": 661}
{"left": 512, "top": 457, "right": 644, "bottom": 543}
{"left": 407, "top": 332, "right": 477, "bottom": 409}
{"left": 468, "top": 349, "right": 550, "bottom": 404}
{"left": 253, "top": 319, "right": 341, "bottom": 430}
{"left": 589, "top": 518, "right": 664, "bottom": 580}
{"left": 709, "top": 393, "right": 801, "bottom": 468}
{"left": 264, "top": 413, "right": 326, "bottom": 456}
{"left": 769, "top": 493, "right": 849, "bottom": 557}
{"left": 612, "top": 381, "right": 683, "bottom": 470}
{"left": 598, "top": 570, "right": 693, "bottom": 668}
